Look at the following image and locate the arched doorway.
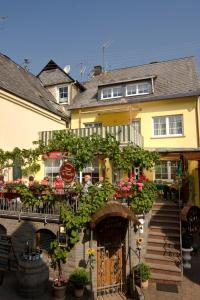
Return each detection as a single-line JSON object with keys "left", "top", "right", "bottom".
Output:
{"left": 36, "top": 229, "right": 56, "bottom": 252}
{"left": 96, "top": 216, "right": 128, "bottom": 296}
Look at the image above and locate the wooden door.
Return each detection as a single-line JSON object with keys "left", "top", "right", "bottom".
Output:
{"left": 96, "top": 217, "right": 127, "bottom": 295}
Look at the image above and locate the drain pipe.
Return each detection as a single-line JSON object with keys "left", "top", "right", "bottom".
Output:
{"left": 196, "top": 96, "right": 200, "bottom": 147}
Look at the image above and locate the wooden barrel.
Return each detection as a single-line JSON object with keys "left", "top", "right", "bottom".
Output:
{"left": 16, "top": 258, "right": 49, "bottom": 298}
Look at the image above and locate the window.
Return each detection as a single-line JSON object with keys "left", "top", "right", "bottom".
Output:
{"left": 153, "top": 115, "right": 183, "bottom": 137}
{"left": 44, "top": 158, "right": 63, "bottom": 185}
{"left": 155, "top": 160, "right": 178, "bottom": 181}
{"left": 84, "top": 122, "right": 102, "bottom": 128}
{"left": 126, "top": 81, "right": 152, "bottom": 96}
{"left": 58, "top": 86, "right": 68, "bottom": 103}
{"left": 77, "top": 159, "right": 99, "bottom": 184}
{"left": 101, "top": 86, "right": 122, "bottom": 99}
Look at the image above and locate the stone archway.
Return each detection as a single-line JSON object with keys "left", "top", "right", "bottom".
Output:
{"left": 91, "top": 201, "right": 139, "bottom": 297}
{"left": 35, "top": 229, "right": 56, "bottom": 252}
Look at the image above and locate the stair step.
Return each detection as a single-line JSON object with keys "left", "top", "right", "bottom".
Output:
{"left": 155, "top": 202, "right": 179, "bottom": 206}
{"left": 150, "top": 272, "right": 182, "bottom": 284}
{"left": 145, "top": 253, "right": 181, "bottom": 266}
{"left": 147, "top": 245, "right": 180, "bottom": 256}
{"left": 152, "top": 208, "right": 179, "bottom": 214}
{"left": 148, "top": 231, "right": 180, "bottom": 239}
{"left": 148, "top": 262, "right": 181, "bottom": 276}
{"left": 150, "top": 220, "right": 180, "bottom": 228}
{"left": 151, "top": 213, "right": 179, "bottom": 220}
{"left": 0, "top": 240, "right": 11, "bottom": 246}
{"left": 153, "top": 203, "right": 179, "bottom": 210}
{"left": 151, "top": 219, "right": 179, "bottom": 224}
{"left": 0, "top": 253, "right": 9, "bottom": 259}
{"left": 149, "top": 225, "right": 180, "bottom": 233}
{"left": 148, "top": 238, "right": 180, "bottom": 248}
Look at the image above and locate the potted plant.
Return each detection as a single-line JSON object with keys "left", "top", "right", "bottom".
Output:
{"left": 182, "top": 233, "right": 193, "bottom": 269}
{"left": 69, "top": 267, "right": 90, "bottom": 298}
{"left": 50, "top": 240, "right": 68, "bottom": 300}
{"left": 134, "top": 263, "right": 151, "bottom": 289}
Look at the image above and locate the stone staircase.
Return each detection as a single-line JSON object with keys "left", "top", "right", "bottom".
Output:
{"left": 0, "top": 235, "right": 18, "bottom": 272}
{"left": 145, "top": 202, "right": 182, "bottom": 285}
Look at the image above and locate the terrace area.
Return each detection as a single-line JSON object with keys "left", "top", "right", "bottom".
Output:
{"left": 39, "top": 124, "right": 144, "bottom": 147}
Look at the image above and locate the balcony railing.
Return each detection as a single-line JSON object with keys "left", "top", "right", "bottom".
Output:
{"left": 39, "top": 125, "right": 144, "bottom": 147}
{"left": 0, "top": 192, "right": 79, "bottom": 223}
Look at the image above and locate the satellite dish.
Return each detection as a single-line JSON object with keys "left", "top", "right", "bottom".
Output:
{"left": 64, "top": 65, "right": 71, "bottom": 74}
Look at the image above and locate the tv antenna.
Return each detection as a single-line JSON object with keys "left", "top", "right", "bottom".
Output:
{"left": 23, "top": 58, "right": 31, "bottom": 71}
{"left": 0, "top": 16, "right": 8, "bottom": 30}
{"left": 79, "top": 63, "right": 86, "bottom": 81}
{"left": 102, "top": 40, "right": 112, "bottom": 71}
{"left": 64, "top": 65, "right": 71, "bottom": 74}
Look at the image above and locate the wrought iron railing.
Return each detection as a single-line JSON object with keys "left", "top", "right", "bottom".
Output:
{"left": 39, "top": 125, "right": 144, "bottom": 147}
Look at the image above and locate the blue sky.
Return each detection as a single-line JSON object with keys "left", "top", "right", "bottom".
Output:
{"left": 1, "top": 0, "right": 200, "bottom": 81}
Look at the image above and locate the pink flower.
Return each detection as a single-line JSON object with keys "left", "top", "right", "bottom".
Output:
{"left": 138, "top": 186, "right": 143, "bottom": 192}
{"left": 137, "top": 182, "right": 144, "bottom": 187}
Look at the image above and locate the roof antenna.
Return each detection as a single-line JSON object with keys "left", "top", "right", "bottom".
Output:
{"left": 0, "top": 16, "right": 8, "bottom": 30}
{"left": 102, "top": 40, "right": 113, "bottom": 72}
{"left": 79, "top": 63, "right": 86, "bottom": 81}
{"left": 23, "top": 58, "right": 31, "bottom": 71}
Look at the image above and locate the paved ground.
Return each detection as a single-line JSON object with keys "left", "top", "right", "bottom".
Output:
{"left": 0, "top": 251, "right": 200, "bottom": 300}
{"left": 144, "top": 249, "right": 200, "bottom": 300}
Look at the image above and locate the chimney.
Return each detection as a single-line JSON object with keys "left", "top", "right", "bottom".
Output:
{"left": 92, "top": 65, "right": 103, "bottom": 76}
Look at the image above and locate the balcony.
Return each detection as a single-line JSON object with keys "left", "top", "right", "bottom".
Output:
{"left": 0, "top": 191, "right": 79, "bottom": 223}
{"left": 39, "top": 125, "right": 144, "bottom": 147}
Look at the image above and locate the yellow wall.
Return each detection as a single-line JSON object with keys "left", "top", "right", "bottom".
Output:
{"left": 0, "top": 90, "right": 66, "bottom": 150}
{"left": 71, "top": 97, "right": 198, "bottom": 149}
{"left": 188, "top": 160, "right": 199, "bottom": 206}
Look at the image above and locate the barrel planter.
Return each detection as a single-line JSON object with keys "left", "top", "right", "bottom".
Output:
{"left": 16, "top": 259, "right": 49, "bottom": 298}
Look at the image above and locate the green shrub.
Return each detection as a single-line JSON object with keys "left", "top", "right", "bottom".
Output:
{"left": 131, "top": 182, "right": 157, "bottom": 214}
{"left": 69, "top": 267, "right": 90, "bottom": 289}
{"left": 134, "top": 263, "right": 151, "bottom": 282}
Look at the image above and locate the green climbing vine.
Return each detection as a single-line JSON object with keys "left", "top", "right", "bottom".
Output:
{"left": 60, "top": 180, "right": 115, "bottom": 248}
{"left": 0, "top": 131, "right": 159, "bottom": 175}
{"left": 0, "top": 131, "right": 159, "bottom": 258}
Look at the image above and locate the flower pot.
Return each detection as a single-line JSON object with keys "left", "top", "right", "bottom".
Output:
{"left": 182, "top": 247, "right": 193, "bottom": 269}
{"left": 74, "top": 287, "right": 84, "bottom": 298}
{"left": 141, "top": 279, "right": 149, "bottom": 289}
{"left": 53, "top": 284, "right": 66, "bottom": 300}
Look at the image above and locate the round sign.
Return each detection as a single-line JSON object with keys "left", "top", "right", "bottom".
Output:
{"left": 60, "top": 161, "right": 76, "bottom": 183}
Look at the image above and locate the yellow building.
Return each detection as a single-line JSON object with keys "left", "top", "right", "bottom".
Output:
{"left": 64, "top": 58, "right": 200, "bottom": 205}
{"left": 0, "top": 54, "right": 84, "bottom": 180}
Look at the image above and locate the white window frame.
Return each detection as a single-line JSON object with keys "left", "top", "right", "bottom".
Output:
{"left": 101, "top": 86, "right": 122, "bottom": 100}
{"left": 126, "top": 81, "right": 152, "bottom": 96}
{"left": 44, "top": 158, "right": 63, "bottom": 185}
{"left": 57, "top": 85, "right": 69, "bottom": 104}
{"left": 152, "top": 115, "right": 183, "bottom": 137}
{"left": 154, "top": 160, "right": 179, "bottom": 182}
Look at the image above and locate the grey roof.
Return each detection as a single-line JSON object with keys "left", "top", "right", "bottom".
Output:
{"left": 38, "top": 60, "right": 85, "bottom": 91}
{"left": 0, "top": 54, "right": 69, "bottom": 119}
{"left": 69, "top": 57, "right": 200, "bottom": 110}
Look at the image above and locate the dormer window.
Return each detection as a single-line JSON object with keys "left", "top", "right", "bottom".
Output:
{"left": 58, "top": 86, "right": 68, "bottom": 103}
{"left": 101, "top": 86, "right": 122, "bottom": 100}
{"left": 126, "top": 81, "right": 152, "bottom": 96}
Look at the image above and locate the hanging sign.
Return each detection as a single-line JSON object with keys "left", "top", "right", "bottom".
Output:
{"left": 60, "top": 161, "right": 76, "bottom": 183}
